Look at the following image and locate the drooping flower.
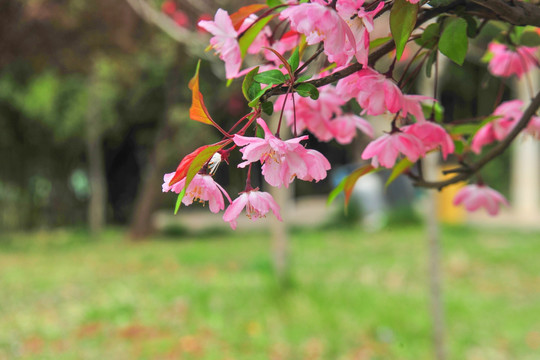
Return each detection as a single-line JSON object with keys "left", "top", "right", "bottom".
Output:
{"left": 233, "top": 118, "right": 331, "bottom": 187}
{"left": 336, "top": 68, "right": 403, "bottom": 116}
{"left": 361, "top": 131, "right": 425, "bottom": 168}
{"left": 403, "top": 121, "right": 455, "bottom": 159}
{"left": 276, "top": 84, "right": 345, "bottom": 142}
{"left": 280, "top": 2, "right": 357, "bottom": 66}
{"left": 486, "top": 42, "right": 538, "bottom": 79}
{"left": 336, "top": 0, "right": 384, "bottom": 65}
{"left": 525, "top": 115, "right": 540, "bottom": 139}
{"left": 223, "top": 189, "right": 282, "bottom": 229}
{"left": 162, "top": 172, "right": 231, "bottom": 213}
{"left": 453, "top": 184, "right": 509, "bottom": 216}
{"left": 328, "top": 115, "right": 374, "bottom": 144}
{"left": 471, "top": 100, "right": 523, "bottom": 153}
{"left": 198, "top": 9, "right": 242, "bottom": 79}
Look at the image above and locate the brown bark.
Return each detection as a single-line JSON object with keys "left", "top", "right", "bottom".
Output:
{"left": 128, "top": 48, "right": 182, "bottom": 240}
{"left": 86, "top": 71, "right": 107, "bottom": 236}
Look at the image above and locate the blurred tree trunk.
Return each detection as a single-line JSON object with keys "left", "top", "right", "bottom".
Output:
{"left": 86, "top": 71, "right": 107, "bottom": 236}
{"left": 128, "top": 47, "right": 182, "bottom": 240}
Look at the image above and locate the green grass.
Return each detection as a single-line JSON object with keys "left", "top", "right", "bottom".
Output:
{"left": 1, "top": 225, "right": 540, "bottom": 359}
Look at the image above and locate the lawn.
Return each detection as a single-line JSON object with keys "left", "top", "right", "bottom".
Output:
{"left": 0, "top": 225, "right": 539, "bottom": 359}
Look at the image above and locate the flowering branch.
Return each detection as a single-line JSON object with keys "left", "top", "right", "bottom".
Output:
{"left": 412, "top": 90, "right": 540, "bottom": 190}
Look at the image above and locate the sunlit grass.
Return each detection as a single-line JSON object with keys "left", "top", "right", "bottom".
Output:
{"left": 0, "top": 225, "right": 539, "bottom": 359}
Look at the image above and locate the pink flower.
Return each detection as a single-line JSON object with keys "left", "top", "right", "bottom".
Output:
{"left": 328, "top": 115, "right": 374, "bottom": 144}
{"left": 400, "top": 94, "right": 435, "bottom": 122}
{"left": 361, "top": 131, "right": 425, "bottom": 168}
{"left": 173, "top": 10, "right": 189, "bottom": 27}
{"left": 233, "top": 118, "right": 331, "bottom": 187}
{"left": 525, "top": 115, "right": 540, "bottom": 139}
{"left": 487, "top": 42, "right": 538, "bottom": 79}
{"left": 223, "top": 190, "right": 282, "bottom": 229}
{"left": 280, "top": 2, "right": 357, "bottom": 66}
{"left": 336, "top": 0, "right": 384, "bottom": 65}
{"left": 471, "top": 100, "right": 523, "bottom": 153}
{"left": 336, "top": 68, "right": 403, "bottom": 116}
{"left": 162, "top": 172, "right": 231, "bottom": 213}
{"left": 403, "top": 121, "right": 455, "bottom": 159}
{"left": 277, "top": 84, "right": 346, "bottom": 142}
{"left": 198, "top": 9, "right": 242, "bottom": 79}
{"left": 453, "top": 184, "right": 509, "bottom": 216}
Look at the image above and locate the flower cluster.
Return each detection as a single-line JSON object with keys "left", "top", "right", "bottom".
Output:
{"left": 162, "top": 0, "right": 540, "bottom": 226}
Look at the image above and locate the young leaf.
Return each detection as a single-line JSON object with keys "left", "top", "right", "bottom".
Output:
{"left": 343, "top": 165, "right": 376, "bottom": 208}
{"left": 390, "top": 0, "right": 419, "bottom": 60}
{"left": 369, "top": 36, "right": 393, "bottom": 50}
{"left": 288, "top": 47, "right": 300, "bottom": 72}
{"left": 254, "top": 69, "right": 286, "bottom": 85}
{"left": 188, "top": 61, "right": 214, "bottom": 125}
{"left": 173, "top": 144, "right": 224, "bottom": 214}
{"left": 295, "top": 83, "right": 319, "bottom": 100}
{"left": 267, "top": 0, "right": 283, "bottom": 6}
{"left": 248, "top": 84, "right": 272, "bottom": 107}
{"left": 296, "top": 74, "right": 312, "bottom": 83}
{"left": 439, "top": 17, "right": 468, "bottom": 65}
{"left": 230, "top": 4, "right": 268, "bottom": 31}
{"left": 385, "top": 158, "right": 414, "bottom": 188}
{"left": 242, "top": 67, "right": 259, "bottom": 101}
{"left": 519, "top": 31, "right": 540, "bottom": 47}
{"left": 263, "top": 47, "right": 293, "bottom": 76}
{"left": 261, "top": 101, "right": 274, "bottom": 115}
{"left": 425, "top": 50, "right": 437, "bottom": 78}
{"left": 239, "top": 15, "right": 275, "bottom": 59}
{"left": 415, "top": 23, "right": 439, "bottom": 48}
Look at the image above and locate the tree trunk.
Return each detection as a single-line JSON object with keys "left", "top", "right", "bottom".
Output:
{"left": 86, "top": 71, "right": 107, "bottom": 236}
{"left": 128, "top": 48, "right": 181, "bottom": 240}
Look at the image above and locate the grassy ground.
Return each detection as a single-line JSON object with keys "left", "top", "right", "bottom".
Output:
{"left": 1, "top": 225, "right": 539, "bottom": 360}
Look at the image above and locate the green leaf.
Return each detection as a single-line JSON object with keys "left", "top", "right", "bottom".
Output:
{"left": 425, "top": 50, "right": 437, "bottom": 78}
{"left": 239, "top": 15, "right": 275, "bottom": 59}
{"left": 248, "top": 84, "right": 272, "bottom": 107}
{"left": 390, "top": 0, "right": 419, "bottom": 60}
{"left": 174, "top": 144, "right": 223, "bottom": 214}
{"left": 453, "top": 139, "right": 465, "bottom": 155}
{"left": 327, "top": 177, "right": 346, "bottom": 206}
{"left": 464, "top": 15, "right": 477, "bottom": 38}
{"left": 421, "top": 102, "right": 444, "bottom": 122}
{"left": 242, "top": 66, "right": 259, "bottom": 101}
{"left": 288, "top": 47, "right": 300, "bottom": 72}
{"left": 519, "top": 31, "right": 540, "bottom": 46}
{"left": 296, "top": 74, "right": 312, "bottom": 82}
{"left": 261, "top": 101, "right": 274, "bottom": 115}
{"left": 267, "top": 0, "right": 282, "bottom": 6}
{"left": 385, "top": 158, "right": 414, "bottom": 188}
{"left": 254, "top": 70, "right": 286, "bottom": 85}
{"left": 448, "top": 115, "right": 500, "bottom": 136}
{"left": 369, "top": 36, "right": 392, "bottom": 50}
{"left": 415, "top": 23, "right": 439, "bottom": 48}
{"left": 439, "top": 17, "right": 468, "bottom": 65}
{"left": 295, "top": 83, "right": 319, "bottom": 100}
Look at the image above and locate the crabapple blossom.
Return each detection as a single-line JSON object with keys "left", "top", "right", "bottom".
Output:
{"left": 453, "top": 184, "right": 509, "bottom": 216}
{"left": 487, "top": 42, "right": 538, "bottom": 79}
{"left": 403, "top": 121, "right": 455, "bottom": 159}
{"left": 198, "top": 9, "right": 242, "bottom": 79}
{"left": 471, "top": 100, "right": 523, "bottom": 153}
{"left": 525, "top": 115, "right": 540, "bottom": 139}
{"left": 362, "top": 131, "right": 425, "bottom": 168}
{"left": 162, "top": 173, "right": 231, "bottom": 213}
{"left": 223, "top": 189, "right": 282, "bottom": 229}
{"left": 280, "top": 2, "right": 357, "bottom": 66}
{"left": 328, "top": 115, "right": 374, "bottom": 144}
{"left": 233, "top": 119, "right": 331, "bottom": 187}
{"left": 336, "top": 68, "right": 402, "bottom": 116}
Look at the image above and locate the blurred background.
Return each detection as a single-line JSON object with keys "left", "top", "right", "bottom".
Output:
{"left": 1, "top": 0, "right": 540, "bottom": 359}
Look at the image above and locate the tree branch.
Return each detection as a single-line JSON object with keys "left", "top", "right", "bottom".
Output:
{"left": 467, "top": 0, "right": 540, "bottom": 27}
{"left": 413, "top": 89, "right": 540, "bottom": 189}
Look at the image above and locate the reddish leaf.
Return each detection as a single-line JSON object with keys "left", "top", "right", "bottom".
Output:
{"left": 189, "top": 61, "right": 214, "bottom": 125}
{"left": 343, "top": 165, "right": 376, "bottom": 207}
{"left": 230, "top": 4, "right": 268, "bottom": 31}
{"left": 173, "top": 144, "right": 224, "bottom": 214}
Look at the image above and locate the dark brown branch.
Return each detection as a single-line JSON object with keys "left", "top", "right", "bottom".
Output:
{"left": 413, "top": 89, "right": 540, "bottom": 189}
{"left": 467, "top": 0, "right": 540, "bottom": 27}
{"left": 260, "top": 40, "right": 396, "bottom": 102}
